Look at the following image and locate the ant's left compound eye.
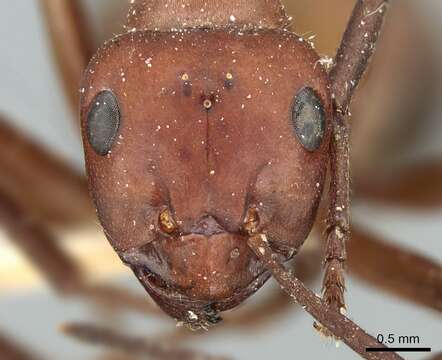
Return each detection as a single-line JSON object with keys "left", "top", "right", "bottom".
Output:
{"left": 291, "top": 87, "right": 326, "bottom": 152}
{"left": 86, "top": 90, "right": 121, "bottom": 156}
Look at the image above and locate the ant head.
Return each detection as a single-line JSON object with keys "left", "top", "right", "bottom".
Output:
{"left": 80, "top": 29, "right": 332, "bottom": 326}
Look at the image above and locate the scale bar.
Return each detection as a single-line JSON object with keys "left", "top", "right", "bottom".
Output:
{"left": 366, "top": 348, "right": 431, "bottom": 353}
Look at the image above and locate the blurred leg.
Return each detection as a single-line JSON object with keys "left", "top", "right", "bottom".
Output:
{"left": 0, "top": 333, "right": 41, "bottom": 360}
{"left": 82, "top": 284, "right": 160, "bottom": 316}
{"left": 63, "top": 322, "right": 230, "bottom": 360}
{"left": 99, "top": 354, "right": 138, "bottom": 360}
{"left": 0, "top": 116, "right": 92, "bottom": 227}
{"left": 0, "top": 187, "right": 84, "bottom": 292}
{"left": 39, "top": 0, "right": 94, "bottom": 114}
{"left": 425, "top": 352, "right": 442, "bottom": 360}
{"left": 348, "top": 227, "right": 442, "bottom": 312}
{"left": 354, "top": 160, "right": 442, "bottom": 209}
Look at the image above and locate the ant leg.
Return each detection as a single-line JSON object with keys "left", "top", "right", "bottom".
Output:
{"left": 101, "top": 353, "right": 139, "bottom": 360}
{"left": 39, "top": 0, "right": 94, "bottom": 114}
{"left": 323, "top": 0, "right": 390, "bottom": 312}
{"left": 0, "top": 116, "right": 92, "bottom": 227}
{"left": 63, "top": 322, "right": 230, "bottom": 360}
{"left": 348, "top": 226, "right": 442, "bottom": 312}
{"left": 0, "top": 187, "right": 84, "bottom": 292}
{"left": 425, "top": 352, "right": 442, "bottom": 360}
{"left": 0, "top": 332, "right": 41, "bottom": 360}
{"left": 354, "top": 160, "right": 442, "bottom": 209}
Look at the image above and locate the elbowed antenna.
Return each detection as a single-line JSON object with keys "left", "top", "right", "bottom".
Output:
{"left": 125, "top": 0, "right": 290, "bottom": 31}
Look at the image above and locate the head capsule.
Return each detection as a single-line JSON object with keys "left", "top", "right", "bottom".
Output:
{"left": 80, "top": 0, "right": 332, "bottom": 327}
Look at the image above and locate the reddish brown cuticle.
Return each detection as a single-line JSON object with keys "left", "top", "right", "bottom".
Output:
{"left": 81, "top": 0, "right": 331, "bottom": 326}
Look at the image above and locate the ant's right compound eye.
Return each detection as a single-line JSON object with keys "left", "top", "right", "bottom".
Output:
{"left": 291, "top": 87, "right": 326, "bottom": 152}
{"left": 86, "top": 90, "right": 121, "bottom": 156}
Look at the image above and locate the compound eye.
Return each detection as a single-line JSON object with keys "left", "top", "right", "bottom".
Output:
{"left": 86, "top": 90, "right": 120, "bottom": 156}
{"left": 291, "top": 87, "right": 326, "bottom": 152}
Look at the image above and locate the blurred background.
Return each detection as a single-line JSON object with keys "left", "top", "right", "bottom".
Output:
{"left": 0, "top": 1, "right": 441, "bottom": 359}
